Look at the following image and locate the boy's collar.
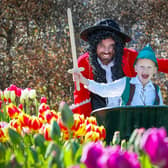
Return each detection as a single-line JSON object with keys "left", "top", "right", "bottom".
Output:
{"left": 130, "top": 76, "right": 155, "bottom": 89}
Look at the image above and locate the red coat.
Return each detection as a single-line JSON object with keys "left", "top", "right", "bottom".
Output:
{"left": 72, "top": 48, "right": 168, "bottom": 117}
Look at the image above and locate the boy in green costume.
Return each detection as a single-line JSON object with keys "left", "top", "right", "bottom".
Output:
{"left": 73, "top": 44, "right": 163, "bottom": 106}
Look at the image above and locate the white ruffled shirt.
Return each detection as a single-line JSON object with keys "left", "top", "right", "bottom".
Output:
{"left": 87, "top": 76, "right": 163, "bottom": 106}
{"left": 97, "top": 58, "right": 121, "bottom": 106}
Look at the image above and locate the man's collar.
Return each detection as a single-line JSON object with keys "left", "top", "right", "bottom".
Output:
{"left": 97, "top": 58, "right": 114, "bottom": 69}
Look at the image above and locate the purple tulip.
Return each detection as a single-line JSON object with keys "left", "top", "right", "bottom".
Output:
{"left": 141, "top": 127, "right": 168, "bottom": 167}
{"left": 123, "top": 151, "right": 141, "bottom": 168}
{"left": 81, "top": 142, "right": 104, "bottom": 168}
{"left": 98, "top": 146, "right": 140, "bottom": 168}
{"left": 97, "top": 146, "right": 120, "bottom": 168}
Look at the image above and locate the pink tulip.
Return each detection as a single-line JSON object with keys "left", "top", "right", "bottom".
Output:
{"left": 18, "top": 104, "right": 23, "bottom": 110}
{"left": 0, "top": 100, "right": 2, "bottom": 108}
{"left": 81, "top": 142, "right": 104, "bottom": 168}
{"left": 81, "top": 143, "right": 140, "bottom": 168}
{"left": 16, "top": 88, "right": 22, "bottom": 97}
{"left": 40, "top": 97, "right": 47, "bottom": 104}
{"left": 141, "top": 127, "right": 168, "bottom": 168}
{"left": 8, "top": 84, "right": 22, "bottom": 97}
{"left": 98, "top": 146, "right": 140, "bottom": 168}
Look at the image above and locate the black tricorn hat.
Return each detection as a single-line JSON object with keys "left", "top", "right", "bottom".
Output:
{"left": 80, "top": 19, "right": 131, "bottom": 43}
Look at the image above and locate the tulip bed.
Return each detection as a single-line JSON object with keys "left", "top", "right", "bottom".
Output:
{"left": 0, "top": 85, "right": 168, "bottom": 168}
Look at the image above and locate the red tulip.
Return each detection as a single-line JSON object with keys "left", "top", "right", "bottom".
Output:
{"left": 43, "top": 124, "right": 52, "bottom": 141}
{"left": 18, "top": 104, "right": 23, "bottom": 110}
{"left": 44, "top": 110, "right": 58, "bottom": 124}
{"left": 7, "top": 104, "right": 21, "bottom": 118}
{"left": 40, "top": 97, "right": 47, "bottom": 104}
{"left": 71, "top": 114, "right": 85, "bottom": 131}
{"left": 95, "top": 126, "right": 106, "bottom": 141}
{"left": 85, "top": 116, "right": 97, "bottom": 126}
{"left": 18, "top": 113, "right": 30, "bottom": 127}
{"left": 29, "top": 116, "right": 43, "bottom": 131}
{"left": 9, "top": 119, "right": 22, "bottom": 134}
{"left": 39, "top": 103, "right": 50, "bottom": 115}
{"left": 85, "top": 131, "right": 100, "bottom": 142}
{"left": 0, "top": 127, "right": 8, "bottom": 142}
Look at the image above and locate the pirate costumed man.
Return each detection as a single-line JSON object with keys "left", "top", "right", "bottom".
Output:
{"left": 71, "top": 19, "right": 168, "bottom": 117}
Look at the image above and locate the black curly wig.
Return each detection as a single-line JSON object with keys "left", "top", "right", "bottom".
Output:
{"left": 87, "top": 30, "right": 125, "bottom": 82}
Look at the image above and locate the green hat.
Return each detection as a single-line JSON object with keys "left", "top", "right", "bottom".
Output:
{"left": 134, "top": 44, "right": 158, "bottom": 67}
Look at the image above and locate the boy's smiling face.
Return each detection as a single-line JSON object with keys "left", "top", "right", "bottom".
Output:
{"left": 134, "top": 58, "right": 157, "bottom": 86}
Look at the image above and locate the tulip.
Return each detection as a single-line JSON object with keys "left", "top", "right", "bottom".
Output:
{"left": 95, "top": 125, "right": 106, "bottom": 141}
{"left": 0, "top": 121, "right": 8, "bottom": 128}
{"left": 121, "top": 139, "right": 127, "bottom": 151}
{"left": 98, "top": 146, "right": 140, "bottom": 168}
{"left": 0, "top": 100, "right": 2, "bottom": 109}
{"left": 134, "top": 128, "right": 145, "bottom": 153}
{"left": 85, "top": 123, "right": 95, "bottom": 132}
{"left": 9, "top": 119, "right": 22, "bottom": 134}
{"left": 29, "top": 116, "right": 43, "bottom": 131}
{"left": 39, "top": 103, "right": 50, "bottom": 115}
{"left": 10, "top": 91, "right": 16, "bottom": 102}
{"left": 85, "top": 124, "right": 106, "bottom": 141}
{"left": 97, "top": 146, "right": 120, "bottom": 168}
{"left": 73, "top": 123, "right": 86, "bottom": 137}
{"left": 85, "top": 131, "right": 100, "bottom": 142}
{"left": 16, "top": 87, "right": 22, "bottom": 97}
{"left": 44, "top": 110, "right": 53, "bottom": 123}
{"left": 85, "top": 116, "right": 97, "bottom": 125}
{"left": 0, "top": 91, "right": 4, "bottom": 101}
{"left": 40, "top": 96, "right": 47, "bottom": 104}
{"left": 29, "top": 89, "right": 36, "bottom": 99}
{"left": 112, "top": 131, "right": 120, "bottom": 145}
{"left": 20, "top": 88, "right": 29, "bottom": 100}
{"left": 71, "top": 114, "right": 85, "bottom": 132}
{"left": 18, "top": 113, "right": 30, "bottom": 127}
{"left": 141, "top": 127, "right": 168, "bottom": 168}
{"left": 18, "top": 104, "right": 23, "bottom": 110}
{"left": 4, "top": 89, "right": 10, "bottom": 100}
{"left": 20, "top": 96, "right": 25, "bottom": 104}
{"left": 81, "top": 142, "right": 104, "bottom": 168}
{"left": 43, "top": 124, "right": 52, "bottom": 141}
{"left": 44, "top": 110, "right": 58, "bottom": 124}
{"left": 7, "top": 103, "right": 21, "bottom": 118}
{"left": 8, "top": 84, "right": 17, "bottom": 91}
{"left": 62, "top": 129, "right": 69, "bottom": 140}
{"left": 8, "top": 98, "right": 11, "bottom": 103}
{"left": 8, "top": 85, "right": 22, "bottom": 97}
{"left": 0, "top": 127, "right": 8, "bottom": 142}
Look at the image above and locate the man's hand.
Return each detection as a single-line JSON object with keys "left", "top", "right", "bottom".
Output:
{"left": 68, "top": 68, "right": 89, "bottom": 86}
